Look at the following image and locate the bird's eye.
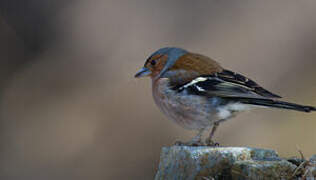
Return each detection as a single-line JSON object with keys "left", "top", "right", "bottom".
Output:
{"left": 150, "top": 60, "right": 157, "bottom": 66}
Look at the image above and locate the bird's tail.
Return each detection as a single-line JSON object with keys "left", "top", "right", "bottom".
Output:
{"left": 227, "top": 97, "right": 316, "bottom": 112}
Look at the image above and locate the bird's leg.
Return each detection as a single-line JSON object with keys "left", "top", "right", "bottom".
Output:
{"left": 175, "top": 128, "right": 206, "bottom": 146}
{"left": 190, "top": 128, "right": 205, "bottom": 144}
{"left": 205, "top": 122, "right": 220, "bottom": 146}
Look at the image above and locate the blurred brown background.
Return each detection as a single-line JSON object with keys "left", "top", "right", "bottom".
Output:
{"left": 0, "top": 0, "right": 316, "bottom": 179}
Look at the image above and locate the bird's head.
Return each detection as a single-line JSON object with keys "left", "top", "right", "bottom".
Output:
{"left": 135, "top": 47, "right": 223, "bottom": 83}
{"left": 134, "top": 47, "right": 188, "bottom": 79}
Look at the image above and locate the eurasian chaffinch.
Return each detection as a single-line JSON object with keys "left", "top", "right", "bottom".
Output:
{"left": 135, "top": 47, "right": 316, "bottom": 146}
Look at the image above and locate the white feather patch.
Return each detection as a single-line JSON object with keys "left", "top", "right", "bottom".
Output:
{"left": 217, "top": 108, "right": 231, "bottom": 119}
{"left": 194, "top": 85, "right": 205, "bottom": 92}
{"left": 226, "top": 103, "right": 251, "bottom": 111}
{"left": 179, "top": 77, "right": 208, "bottom": 90}
{"left": 217, "top": 103, "right": 251, "bottom": 119}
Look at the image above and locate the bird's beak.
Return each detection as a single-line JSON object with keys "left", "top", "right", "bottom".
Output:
{"left": 134, "top": 67, "right": 152, "bottom": 78}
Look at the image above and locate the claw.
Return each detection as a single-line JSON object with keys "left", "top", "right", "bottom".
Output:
{"left": 205, "top": 138, "right": 220, "bottom": 147}
{"left": 174, "top": 141, "right": 184, "bottom": 146}
{"left": 214, "top": 142, "right": 220, "bottom": 147}
{"left": 174, "top": 140, "right": 205, "bottom": 146}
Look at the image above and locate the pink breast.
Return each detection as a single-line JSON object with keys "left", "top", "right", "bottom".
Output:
{"left": 152, "top": 78, "right": 214, "bottom": 130}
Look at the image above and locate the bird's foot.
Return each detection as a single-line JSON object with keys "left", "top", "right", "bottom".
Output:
{"left": 174, "top": 140, "right": 205, "bottom": 146}
{"left": 205, "top": 138, "right": 220, "bottom": 147}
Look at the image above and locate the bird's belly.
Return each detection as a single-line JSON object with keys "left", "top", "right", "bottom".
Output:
{"left": 153, "top": 80, "right": 218, "bottom": 130}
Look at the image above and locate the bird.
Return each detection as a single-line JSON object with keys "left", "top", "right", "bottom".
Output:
{"left": 134, "top": 47, "right": 316, "bottom": 146}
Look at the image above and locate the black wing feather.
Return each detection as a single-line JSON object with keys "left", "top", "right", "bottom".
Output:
{"left": 174, "top": 69, "right": 281, "bottom": 99}
{"left": 172, "top": 71, "right": 316, "bottom": 112}
{"left": 223, "top": 96, "right": 316, "bottom": 112}
{"left": 217, "top": 70, "right": 281, "bottom": 98}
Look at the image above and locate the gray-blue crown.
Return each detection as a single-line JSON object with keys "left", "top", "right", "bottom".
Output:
{"left": 149, "top": 47, "right": 188, "bottom": 77}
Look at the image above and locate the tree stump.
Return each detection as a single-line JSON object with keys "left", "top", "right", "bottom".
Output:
{"left": 155, "top": 146, "right": 316, "bottom": 180}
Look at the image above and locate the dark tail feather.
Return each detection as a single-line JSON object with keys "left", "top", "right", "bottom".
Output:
{"left": 226, "top": 97, "right": 316, "bottom": 112}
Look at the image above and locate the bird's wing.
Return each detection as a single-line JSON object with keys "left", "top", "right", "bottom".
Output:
{"left": 174, "top": 69, "right": 281, "bottom": 99}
